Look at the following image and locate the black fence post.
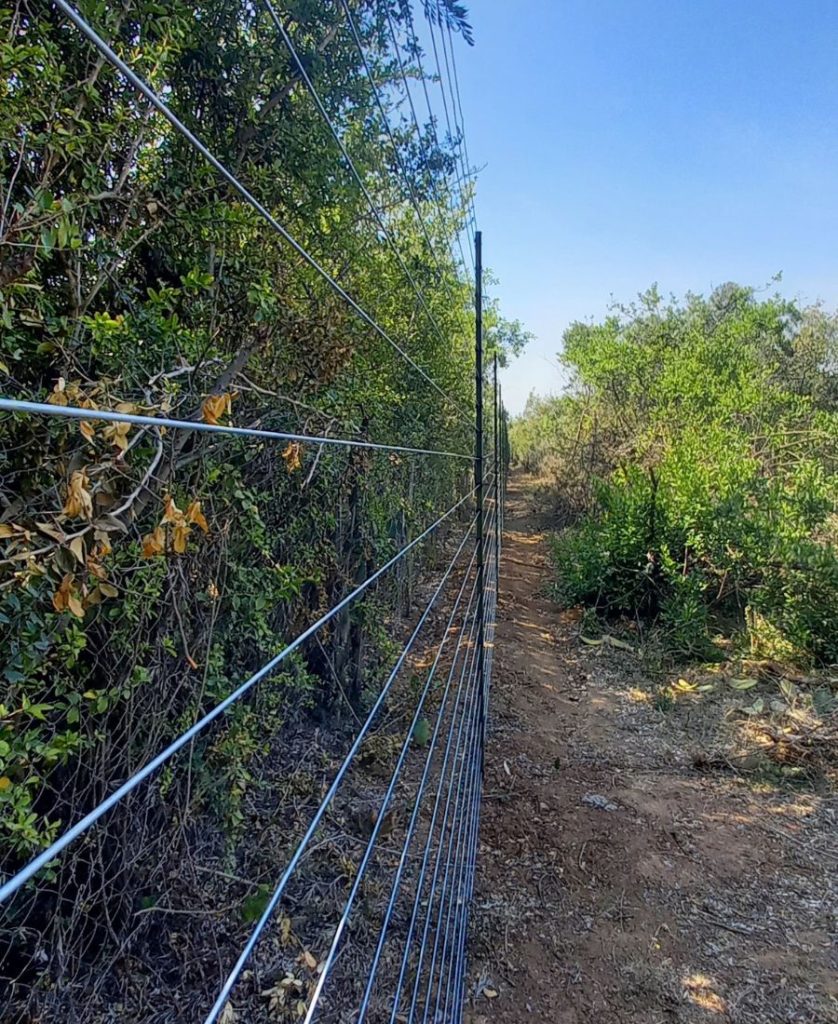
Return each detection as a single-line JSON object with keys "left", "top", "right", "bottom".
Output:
{"left": 474, "top": 231, "right": 486, "bottom": 741}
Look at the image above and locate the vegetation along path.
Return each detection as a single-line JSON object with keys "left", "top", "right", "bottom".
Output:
{"left": 466, "top": 471, "right": 837, "bottom": 1024}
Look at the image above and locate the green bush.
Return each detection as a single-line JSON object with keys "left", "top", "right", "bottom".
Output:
{"left": 530, "top": 286, "right": 838, "bottom": 663}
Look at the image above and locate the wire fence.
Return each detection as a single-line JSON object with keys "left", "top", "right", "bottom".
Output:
{"left": 1, "top": 1, "right": 502, "bottom": 1021}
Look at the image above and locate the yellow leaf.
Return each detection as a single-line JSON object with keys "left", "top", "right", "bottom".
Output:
{"left": 115, "top": 401, "right": 139, "bottom": 415}
{"left": 53, "top": 574, "right": 84, "bottom": 618}
{"left": 69, "top": 535, "right": 86, "bottom": 565}
{"left": 0, "top": 777, "right": 11, "bottom": 792}
{"left": 0, "top": 524, "right": 15, "bottom": 539}
{"left": 580, "top": 636, "right": 603, "bottom": 646}
{"left": 63, "top": 470, "right": 94, "bottom": 520}
{"left": 99, "top": 581, "right": 118, "bottom": 598}
{"left": 47, "top": 377, "right": 68, "bottom": 406}
{"left": 94, "top": 530, "right": 112, "bottom": 556}
{"left": 281, "top": 442, "right": 302, "bottom": 473}
{"left": 207, "top": 581, "right": 220, "bottom": 600}
{"left": 172, "top": 521, "right": 190, "bottom": 554}
{"left": 141, "top": 525, "right": 166, "bottom": 558}
{"left": 83, "top": 690, "right": 97, "bottom": 699}
{"left": 79, "top": 420, "right": 96, "bottom": 443}
{"left": 0, "top": 360, "right": 9, "bottom": 375}
{"left": 186, "top": 500, "right": 209, "bottom": 534}
{"left": 299, "top": 950, "right": 317, "bottom": 971}
{"left": 102, "top": 421, "right": 131, "bottom": 451}
{"left": 201, "top": 392, "right": 232, "bottom": 425}
{"left": 162, "top": 494, "right": 183, "bottom": 524}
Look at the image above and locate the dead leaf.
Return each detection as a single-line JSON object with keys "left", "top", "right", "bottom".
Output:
{"left": 162, "top": 494, "right": 183, "bottom": 524}
{"left": 207, "top": 581, "right": 220, "bottom": 600}
{"left": 483, "top": 988, "right": 498, "bottom": 999}
{"left": 186, "top": 653, "right": 199, "bottom": 670}
{"left": 47, "top": 377, "right": 68, "bottom": 406}
{"left": 141, "top": 525, "right": 166, "bottom": 558}
{"left": 52, "top": 574, "right": 84, "bottom": 618}
{"left": 103, "top": 420, "right": 131, "bottom": 451}
{"left": 172, "top": 521, "right": 190, "bottom": 554}
{"left": 282, "top": 441, "right": 302, "bottom": 473}
{"left": 99, "top": 581, "right": 118, "bottom": 598}
{"left": 69, "top": 535, "right": 86, "bottom": 565}
{"left": 0, "top": 524, "right": 16, "bottom": 539}
{"left": 35, "top": 521, "right": 66, "bottom": 542}
{"left": 298, "top": 950, "right": 317, "bottom": 971}
{"left": 79, "top": 420, "right": 96, "bottom": 443}
{"left": 186, "top": 500, "right": 209, "bottom": 534}
{"left": 219, "top": 1005, "right": 236, "bottom": 1024}
{"left": 729, "top": 678, "right": 758, "bottom": 690}
{"left": 63, "top": 470, "right": 94, "bottom": 520}
{"left": 201, "top": 392, "right": 232, "bottom": 425}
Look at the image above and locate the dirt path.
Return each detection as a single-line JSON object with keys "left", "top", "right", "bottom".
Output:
{"left": 467, "top": 473, "right": 837, "bottom": 1024}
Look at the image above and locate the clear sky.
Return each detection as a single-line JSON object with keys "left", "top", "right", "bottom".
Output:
{"left": 448, "top": 0, "right": 838, "bottom": 414}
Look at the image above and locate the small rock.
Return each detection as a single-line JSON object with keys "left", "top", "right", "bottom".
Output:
{"left": 582, "top": 793, "right": 618, "bottom": 812}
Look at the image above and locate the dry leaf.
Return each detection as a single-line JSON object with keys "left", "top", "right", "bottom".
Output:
{"left": 186, "top": 500, "right": 209, "bottom": 534}
{"left": 103, "top": 420, "right": 131, "bottom": 451}
{"left": 281, "top": 442, "right": 302, "bottom": 473}
{"left": 201, "top": 392, "right": 232, "bottom": 425}
{"left": 483, "top": 988, "right": 498, "bottom": 999}
{"left": 207, "top": 581, "right": 220, "bottom": 600}
{"left": 141, "top": 525, "right": 166, "bottom": 558}
{"left": 0, "top": 524, "right": 16, "bottom": 539}
{"left": 172, "top": 521, "right": 190, "bottom": 554}
{"left": 219, "top": 1005, "right": 236, "bottom": 1024}
{"left": 47, "top": 377, "right": 68, "bottom": 406}
{"left": 79, "top": 420, "right": 96, "bottom": 443}
{"left": 52, "top": 574, "right": 84, "bottom": 618}
{"left": 69, "top": 535, "right": 86, "bottom": 565}
{"left": 162, "top": 494, "right": 183, "bottom": 524}
{"left": 35, "top": 521, "right": 66, "bottom": 542}
{"left": 63, "top": 470, "right": 94, "bottom": 520}
{"left": 729, "top": 678, "right": 758, "bottom": 690}
{"left": 186, "top": 653, "right": 199, "bottom": 670}
{"left": 99, "top": 582, "right": 118, "bottom": 598}
{"left": 299, "top": 950, "right": 317, "bottom": 971}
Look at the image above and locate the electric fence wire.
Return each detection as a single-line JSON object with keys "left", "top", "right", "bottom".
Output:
{"left": 262, "top": 0, "right": 455, "bottom": 365}
{"left": 409, "top": 4, "right": 476, "bottom": 271}
{"left": 382, "top": 497, "right": 494, "bottom": 1024}
{"left": 443, "top": 18, "right": 478, "bottom": 233}
{"left": 0, "top": 398, "right": 475, "bottom": 462}
{"left": 0, "top": 486, "right": 477, "bottom": 905}
{"left": 338, "top": 0, "right": 446, "bottom": 280}
{"left": 46, "top": 0, "right": 469, "bottom": 421}
{"left": 432, "top": 14, "right": 477, "bottom": 241}
{"left": 204, "top": 499, "right": 487, "bottom": 1023}
{"left": 384, "top": 4, "right": 472, "bottom": 274}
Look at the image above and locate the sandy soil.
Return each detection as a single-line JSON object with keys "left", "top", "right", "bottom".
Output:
{"left": 466, "top": 473, "right": 837, "bottom": 1024}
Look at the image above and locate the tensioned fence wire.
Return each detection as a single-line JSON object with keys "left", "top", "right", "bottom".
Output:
{"left": 1, "top": 2, "right": 501, "bottom": 1020}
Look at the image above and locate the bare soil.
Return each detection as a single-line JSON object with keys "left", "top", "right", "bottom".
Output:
{"left": 467, "top": 472, "right": 837, "bottom": 1024}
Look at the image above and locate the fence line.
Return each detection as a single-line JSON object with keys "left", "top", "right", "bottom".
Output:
{"left": 0, "top": 398, "right": 475, "bottom": 461}
{"left": 1, "top": 4, "right": 501, "bottom": 1021}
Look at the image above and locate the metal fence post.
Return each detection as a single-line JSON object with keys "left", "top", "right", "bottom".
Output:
{"left": 474, "top": 231, "right": 486, "bottom": 742}
{"left": 493, "top": 353, "right": 500, "bottom": 586}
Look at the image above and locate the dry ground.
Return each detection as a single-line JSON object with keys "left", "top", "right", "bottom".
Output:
{"left": 467, "top": 472, "right": 837, "bottom": 1024}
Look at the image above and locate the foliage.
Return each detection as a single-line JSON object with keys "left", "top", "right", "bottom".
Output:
{"left": 513, "top": 285, "right": 838, "bottom": 662}
{"left": 0, "top": 1, "right": 517, "bottom": 1015}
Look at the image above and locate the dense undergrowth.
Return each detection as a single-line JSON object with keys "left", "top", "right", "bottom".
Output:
{"left": 511, "top": 284, "right": 838, "bottom": 666}
{"left": 0, "top": 1, "right": 523, "bottom": 1017}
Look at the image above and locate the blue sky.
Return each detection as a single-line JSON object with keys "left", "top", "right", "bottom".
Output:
{"left": 447, "top": 0, "right": 838, "bottom": 414}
